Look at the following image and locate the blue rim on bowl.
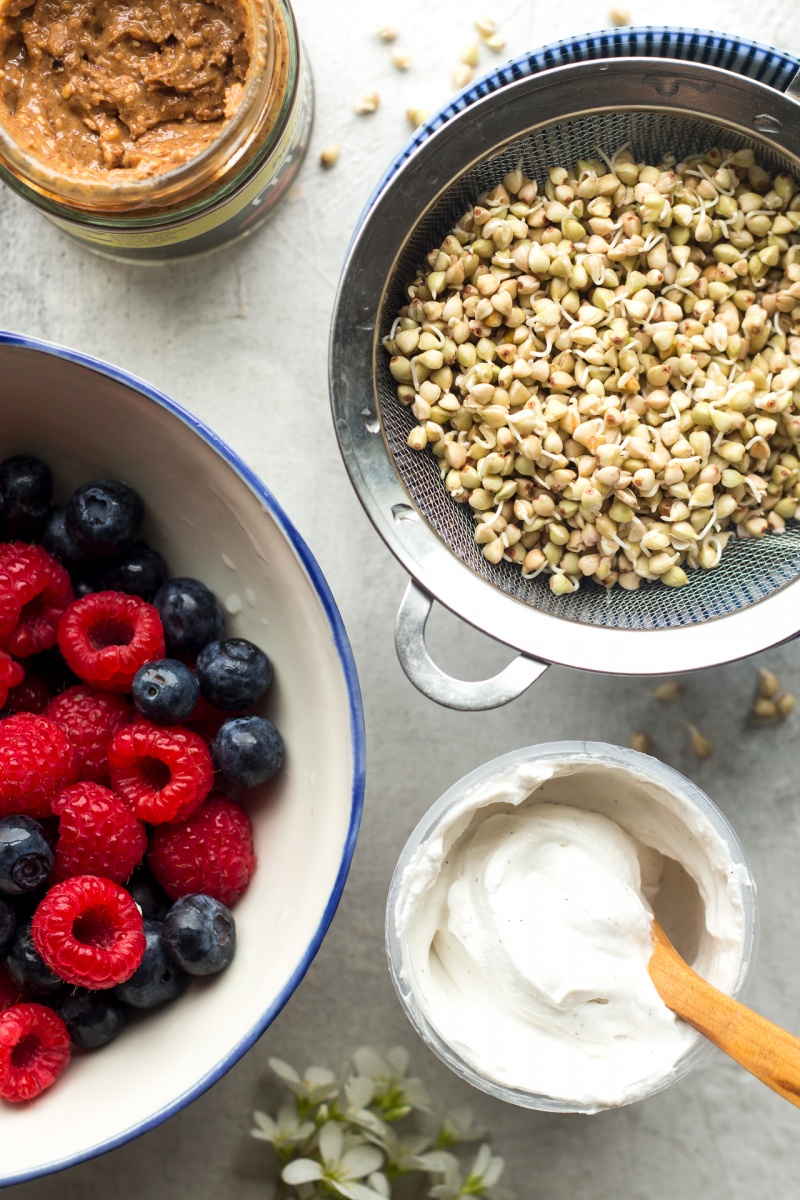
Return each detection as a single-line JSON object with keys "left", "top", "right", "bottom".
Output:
{"left": 0, "top": 329, "right": 366, "bottom": 1185}
{"left": 354, "top": 25, "right": 800, "bottom": 232}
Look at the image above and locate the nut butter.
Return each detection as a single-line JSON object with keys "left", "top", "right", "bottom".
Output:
{"left": 0, "top": 0, "right": 312, "bottom": 259}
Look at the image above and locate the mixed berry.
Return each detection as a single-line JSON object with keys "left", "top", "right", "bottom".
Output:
{"left": 0, "top": 461, "right": 285, "bottom": 1103}
{"left": 132, "top": 659, "right": 199, "bottom": 725}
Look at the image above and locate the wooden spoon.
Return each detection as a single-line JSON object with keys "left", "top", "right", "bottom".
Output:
{"left": 649, "top": 918, "right": 800, "bottom": 1107}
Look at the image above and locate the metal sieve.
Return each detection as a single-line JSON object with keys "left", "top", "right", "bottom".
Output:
{"left": 330, "top": 27, "right": 800, "bottom": 711}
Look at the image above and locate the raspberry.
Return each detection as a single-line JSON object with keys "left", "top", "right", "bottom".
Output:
{"left": 45, "top": 685, "right": 130, "bottom": 783}
{"left": 0, "top": 714, "right": 77, "bottom": 820}
{"left": 108, "top": 720, "right": 213, "bottom": 825}
{"left": 3, "top": 673, "right": 51, "bottom": 715}
{"left": 31, "top": 876, "right": 145, "bottom": 989}
{"left": 52, "top": 782, "right": 147, "bottom": 883}
{"left": 149, "top": 795, "right": 256, "bottom": 906}
{"left": 57, "top": 591, "right": 165, "bottom": 692}
{"left": 0, "top": 569, "right": 21, "bottom": 645}
{"left": 0, "top": 1003, "right": 71, "bottom": 1102}
{"left": 0, "top": 964, "right": 23, "bottom": 1013}
{"left": 0, "top": 650, "right": 24, "bottom": 709}
{"left": 0, "top": 542, "right": 74, "bottom": 658}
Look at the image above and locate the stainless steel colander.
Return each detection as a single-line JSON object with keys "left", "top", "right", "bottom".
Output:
{"left": 330, "top": 27, "right": 800, "bottom": 710}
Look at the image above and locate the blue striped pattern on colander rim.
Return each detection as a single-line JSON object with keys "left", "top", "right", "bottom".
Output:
{"left": 357, "top": 25, "right": 800, "bottom": 224}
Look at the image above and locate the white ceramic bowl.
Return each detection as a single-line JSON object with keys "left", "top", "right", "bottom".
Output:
{"left": 0, "top": 332, "right": 365, "bottom": 1184}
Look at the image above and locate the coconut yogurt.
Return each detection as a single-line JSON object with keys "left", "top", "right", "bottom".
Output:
{"left": 389, "top": 746, "right": 755, "bottom": 1112}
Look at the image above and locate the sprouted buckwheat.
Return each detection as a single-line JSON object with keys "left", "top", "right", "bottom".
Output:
{"left": 383, "top": 146, "right": 800, "bottom": 594}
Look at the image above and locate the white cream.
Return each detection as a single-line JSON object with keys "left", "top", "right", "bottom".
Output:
{"left": 394, "top": 755, "right": 752, "bottom": 1111}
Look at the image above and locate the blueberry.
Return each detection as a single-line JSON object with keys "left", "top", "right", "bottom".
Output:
{"left": 154, "top": 578, "right": 224, "bottom": 657}
{"left": 102, "top": 541, "right": 168, "bottom": 601}
{"left": 0, "top": 815, "right": 54, "bottom": 896}
{"left": 58, "top": 988, "right": 126, "bottom": 1049}
{"left": 39, "top": 503, "right": 87, "bottom": 564}
{"left": 0, "top": 897, "right": 16, "bottom": 949}
{"left": 126, "top": 870, "right": 171, "bottom": 922}
{"left": 163, "top": 894, "right": 236, "bottom": 976}
{"left": 195, "top": 639, "right": 272, "bottom": 711}
{"left": 132, "top": 658, "right": 199, "bottom": 725}
{"left": 212, "top": 716, "right": 284, "bottom": 789}
{"left": 4, "top": 917, "right": 64, "bottom": 997}
{"left": 115, "top": 920, "right": 189, "bottom": 1009}
{"left": 66, "top": 479, "right": 144, "bottom": 557}
{"left": 0, "top": 455, "right": 53, "bottom": 535}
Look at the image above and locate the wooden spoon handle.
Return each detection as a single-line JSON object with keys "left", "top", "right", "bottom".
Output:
{"left": 649, "top": 919, "right": 800, "bottom": 1107}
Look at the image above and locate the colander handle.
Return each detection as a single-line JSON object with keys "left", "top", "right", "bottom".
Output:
{"left": 395, "top": 580, "right": 548, "bottom": 710}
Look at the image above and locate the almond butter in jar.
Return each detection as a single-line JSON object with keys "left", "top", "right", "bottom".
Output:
{"left": 0, "top": 0, "right": 312, "bottom": 260}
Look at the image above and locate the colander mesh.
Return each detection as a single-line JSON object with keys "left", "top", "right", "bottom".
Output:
{"left": 378, "top": 109, "right": 800, "bottom": 630}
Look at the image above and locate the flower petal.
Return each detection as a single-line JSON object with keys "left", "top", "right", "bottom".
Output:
{"left": 367, "top": 1171, "right": 391, "bottom": 1197}
{"left": 403, "top": 1135, "right": 432, "bottom": 1156}
{"left": 386, "top": 1047, "right": 409, "bottom": 1076}
{"left": 403, "top": 1078, "right": 432, "bottom": 1112}
{"left": 349, "top": 1108, "right": 389, "bottom": 1139}
{"left": 416, "top": 1150, "right": 461, "bottom": 1178}
{"left": 269, "top": 1058, "right": 301, "bottom": 1085}
{"left": 353, "top": 1047, "right": 387, "bottom": 1079}
{"left": 346, "top": 1075, "right": 375, "bottom": 1110}
{"left": 442, "top": 1105, "right": 485, "bottom": 1143}
{"left": 251, "top": 1111, "right": 278, "bottom": 1140}
{"left": 333, "top": 1182, "right": 390, "bottom": 1200}
{"left": 483, "top": 1155, "right": 505, "bottom": 1187}
{"left": 472, "top": 1144, "right": 492, "bottom": 1179}
{"left": 282, "top": 1159, "right": 323, "bottom": 1185}
{"left": 319, "top": 1121, "right": 344, "bottom": 1166}
{"left": 341, "top": 1144, "right": 384, "bottom": 1179}
{"left": 306, "top": 1066, "right": 337, "bottom": 1088}
{"left": 329, "top": 1183, "right": 359, "bottom": 1200}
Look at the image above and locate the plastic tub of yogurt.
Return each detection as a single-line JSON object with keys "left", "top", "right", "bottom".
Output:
{"left": 386, "top": 742, "right": 758, "bottom": 1113}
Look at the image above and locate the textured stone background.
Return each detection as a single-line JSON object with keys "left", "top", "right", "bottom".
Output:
{"left": 2, "top": 1, "right": 800, "bottom": 1195}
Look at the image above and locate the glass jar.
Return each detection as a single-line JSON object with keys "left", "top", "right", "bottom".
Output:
{"left": 0, "top": 0, "right": 312, "bottom": 261}
{"left": 387, "top": 741, "right": 759, "bottom": 1113}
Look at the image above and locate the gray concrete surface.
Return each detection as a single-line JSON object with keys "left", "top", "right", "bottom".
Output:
{"left": 2, "top": 0, "right": 800, "bottom": 1195}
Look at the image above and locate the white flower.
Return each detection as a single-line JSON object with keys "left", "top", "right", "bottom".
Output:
{"left": 282, "top": 1122, "right": 386, "bottom": 1200}
{"left": 256, "top": 1049, "right": 511, "bottom": 1200}
{"left": 269, "top": 1057, "right": 340, "bottom": 1105}
{"left": 354, "top": 1047, "right": 409, "bottom": 1076}
{"left": 350, "top": 1047, "right": 431, "bottom": 1118}
{"left": 427, "top": 1143, "right": 514, "bottom": 1200}
{"left": 417, "top": 1149, "right": 462, "bottom": 1181}
{"left": 251, "top": 1103, "right": 314, "bottom": 1154}
{"left": 469, "top": 1144, "right": 506, "bottom": 1190}
{"left": 436, "top": 1107, "right": 486, "bottom": 1147}
{"left": 376, "top": 1127, "right": 435, "bottom": 1173}
{"left": 345, "top": 1075, "right": 376, "bottom": 1110}
{"left": 366, "top": 1171, "right": 392, "bottom": 1197}
{"left": 338, "top": 1075, "right": 390, "bottom": 1141}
